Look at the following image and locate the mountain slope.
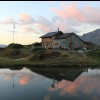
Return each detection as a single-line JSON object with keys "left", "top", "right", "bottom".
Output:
{"left": 81, "top": 29, "right": 100, "bottom": 45}
{"left": 0, "top": 44, "right": 7, "bottom": 48}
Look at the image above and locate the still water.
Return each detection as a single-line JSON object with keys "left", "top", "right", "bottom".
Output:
{"left": 0, "top": 67, "right": 100, "bottom": 100}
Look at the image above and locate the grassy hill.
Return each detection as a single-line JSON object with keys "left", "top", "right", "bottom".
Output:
{"left": 0, "top": 43, "right": 100, "bottom": 67}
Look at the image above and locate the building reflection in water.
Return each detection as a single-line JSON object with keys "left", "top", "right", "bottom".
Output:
{"left": 0, "top": 66, "right": 99, "bottom": 100}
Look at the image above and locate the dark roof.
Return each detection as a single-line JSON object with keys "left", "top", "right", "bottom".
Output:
{"left": 55, "top": 32, "right": 74, "bottom": 39}
{"left": 55, "top": 32, "right": 86, "bottom": 43}
{"left": 39, "top": 31, "right": 63, "bottom": 38}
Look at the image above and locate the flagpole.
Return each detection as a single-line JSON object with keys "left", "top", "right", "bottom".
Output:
{"left": 13, "top": 70, "right": 15, "bottom": 91}
{"left": 13, "top": 24, "right": 15, "bottom": 43}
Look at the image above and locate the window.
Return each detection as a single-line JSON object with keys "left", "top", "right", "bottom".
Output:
{"left": 46, "top": 43, "right": 48, "bottom": 46}
{"left": 42, "top": 38, "right": 46, "bottom": 42}
{"left": 42, "top": 43, "right": 44, "bottom": 46}
{"left": 52, "top": 36, "right": 55, "bottom": 39}
{"left": 55, "top": 43, "right": 60, "bottom": 46}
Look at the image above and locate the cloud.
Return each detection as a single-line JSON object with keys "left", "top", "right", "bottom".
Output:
{"left": 50, "top": 4, "right": 100, "bottom": 24}
{"left": 0, "top": 12, "right": 78, "bottom": 34}
{"left": 3, "top": 73, "right": 13, "bottom": 80}
{"left": 19, "top": 13, "right": 35, "bottom": 25}
{"left": 18, "top": 71, "right": 34, "bottom": 85}
{"left": 35, "top": 16, "right": 57, "bottom": 33}
{"left": 0, "top": 18, "right": 17, "bottom": 24}
{"left": 48, "top": 75, "right": 100, "bottom": 97}
{"left": 22, "top": 27, "right": 34, "bottom": 33}
{"left": 55, "top": 20, "right": 78, "bottom": 33}
{"left": 0, "top": 5, "right": 100, "bottom": 35}
{"left": 0, "top": 13, "right": 35, "bottom": 25}
{"left": 35, "top": 16, "right": 77, "bottom": 33}
{"left": 19, "top": 75, "right": 33, "bottom": 85}
{"left": 0, "top": 71, "right": 17, "bottom": 81}
{"left": 22, "top": 26, "right": 40, "bottom": 34}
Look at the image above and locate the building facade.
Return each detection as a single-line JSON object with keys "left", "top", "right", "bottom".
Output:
{"left": 40, "top": 29, "right": 63, "bottom": 49}
{"left": 40, "top": 29, "right": 85, "bottom": 50}
{"left": 52, "top": 33, "right": 84, "bottom": 50}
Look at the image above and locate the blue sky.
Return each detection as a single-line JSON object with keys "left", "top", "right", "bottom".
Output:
{"left": 0, "top": 1, "right": 100, "bottom": 45}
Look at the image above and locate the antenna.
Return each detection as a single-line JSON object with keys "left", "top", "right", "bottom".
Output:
{"left": 13, "top": 24, "right": 15, "bottom": 43}
{"left": 13, "top": 70, "right": 15, "bottom": 91}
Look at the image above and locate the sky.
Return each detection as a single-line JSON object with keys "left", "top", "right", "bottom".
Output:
{"left": 0, "top": 1, "right": 100, "bottom": 45}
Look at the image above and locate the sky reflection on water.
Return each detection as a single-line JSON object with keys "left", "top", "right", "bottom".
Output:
{"left": 0, "top": 67, "right": 100, "bottom": 100}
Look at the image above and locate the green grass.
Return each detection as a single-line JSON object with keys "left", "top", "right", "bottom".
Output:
{"left": 30, "top": 49, "right": 61, "bottom": 61}
{"left": 0, "top": 47, "right": 100, "bottom": 67}
{"left": 84, "top": 50, "right": 100, "bottom": 64}
{"left": 0, "top": 47, "right": 32, "bottom": 59}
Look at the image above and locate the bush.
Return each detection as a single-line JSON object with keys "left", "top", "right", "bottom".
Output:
{"left": 0, "top": 47, "right": 5, "bottom": 51}
{"left": 85, "top": 50, "right": 100, "bottom": 59}
{"left": 31, "top": 47, "right": 46, "bottom": 52}
{"left": 33, "top": 42, "right": 42, "bottom": 47}
{"left": 5, "top": 49, "right": 21, "bottom": 59}
{"left": 7, "top": 43, "right": 24, "bottom": 49}
{"left": 10, "top": 49, "right": 21, "bottom": 56}
{"left": 30, "top": 50, "right": 61, "bottom": 61}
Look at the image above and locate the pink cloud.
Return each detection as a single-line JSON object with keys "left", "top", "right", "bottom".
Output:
{"left": 35, "top": 16, "right": 57, "bottom": 33}
{"left": 18, "top": 72, "right": 34, "bottom": 85}
{"left": 0, "top": 13, "right": 35, "bottom": 25}
{"left": 0, "top": 13, "right": 77, "bottom": 34}
{"left": 36, "top": 23, "right": 51, "bottom": 33}
{"left": 48, "top": 75, "right": 100, "bottom": 97}
{"left": 35, "top": 16, "right": 77, "bottom": 33}
{"left": 51, "top": 5, "right": 86, "bottom": 21}
{"left": 19, "top": 76, "right": 32, "bottom": 85}
{"left": 19, "top": 13, "right": 35, "bottom": 25}
{"left": 51, "top": 4, "right": 100, "bottom": 24}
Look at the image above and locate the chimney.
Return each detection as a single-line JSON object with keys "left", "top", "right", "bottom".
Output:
{"left": 58, "top": 28, "right": 59, "bottom": 32}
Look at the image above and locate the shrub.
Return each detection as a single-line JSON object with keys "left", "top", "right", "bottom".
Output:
{"left": 10, "top": 49, "right": 21, "bottom": 56}
{"left": 0, "top": 49, "right": 22, "bottom": 59}
{"left": 0, "top": 47, "right": 5, "bottom": 51}
{"left": 84, "top": 50, "right": 100, "bottom": 62}
{"left": 4, "top": 49, "right": 21, "bottom": 59}
{"left": 32, "top": 42, "right": 42, "bottom": 47}
{"left": 30, "top": 50, "right": 61, "bottom": 61}
{"left": 31, "top": 47, "right": 46, "bottom": 52}
{"left": 7, "top": 43, "right": 24, "bottom": 49}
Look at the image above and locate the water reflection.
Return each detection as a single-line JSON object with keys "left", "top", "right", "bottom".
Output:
{"left": 0, "top": 66, "right": 99, "bottom": 100}
{"left": 29, "top": 67, "right": 85, "bottom": 82}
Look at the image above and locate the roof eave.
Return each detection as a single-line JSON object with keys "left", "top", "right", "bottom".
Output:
{"left": 39, "top": 35, "right": 50, "bottom": 38}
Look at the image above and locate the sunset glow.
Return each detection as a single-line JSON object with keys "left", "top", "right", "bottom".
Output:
{"left": 0, "top": 1, "right": 100, "bottom": 45}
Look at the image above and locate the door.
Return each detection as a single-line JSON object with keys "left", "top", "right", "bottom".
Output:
{"left": 69, "top": 42, "right": 72, "bottom": 49}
